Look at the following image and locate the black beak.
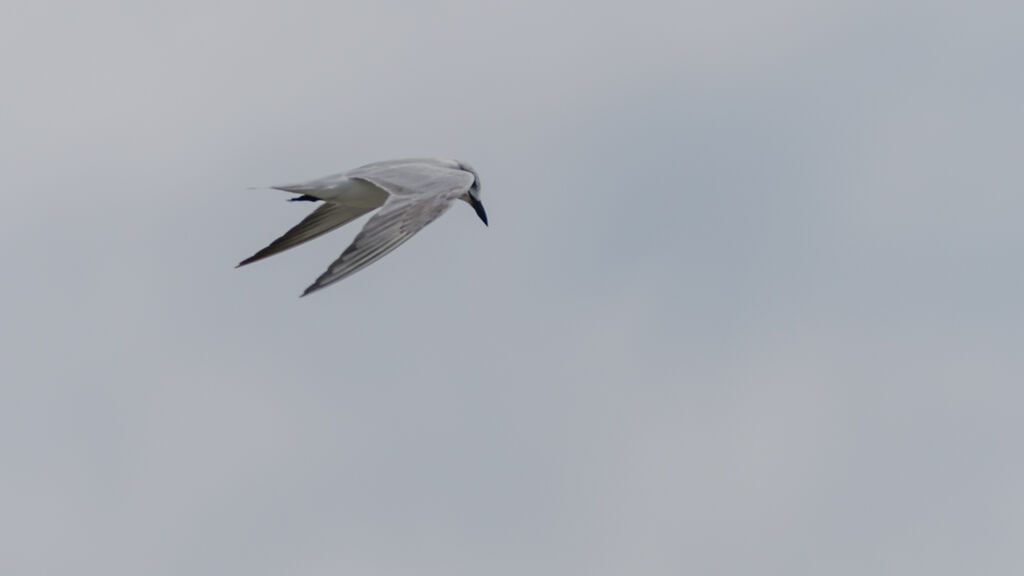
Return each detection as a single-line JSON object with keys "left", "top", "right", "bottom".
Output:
{"left": 469, "top": 196, "right": 488, "bottom": 226}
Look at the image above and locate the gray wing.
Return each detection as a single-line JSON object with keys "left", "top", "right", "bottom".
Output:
{"left": 272, "top": 159, "right": 461, "bottom": 196}
{"left": 300, "top": 180, "right": 469, "bottom": 296}
{"left": 349, "top": 159, "right": 470, "bottom": 198}
{"left": 237, "top": 202, "right": 379, "bottom": 267}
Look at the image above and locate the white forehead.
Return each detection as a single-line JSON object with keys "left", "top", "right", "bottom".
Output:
{"left": 456, "top": 160, "right": 480, "bottom": 180}
{"left": 459, "top": 163, "right": 481, "bottom": 195}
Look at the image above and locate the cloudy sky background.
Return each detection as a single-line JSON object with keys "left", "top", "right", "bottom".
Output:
{"left": 3, "top": 0, "right": 1022, "bottom": 574}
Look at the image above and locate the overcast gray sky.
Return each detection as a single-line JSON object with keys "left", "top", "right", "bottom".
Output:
{"left": 2, "top": 0, "right": 1023, "bottom": 574}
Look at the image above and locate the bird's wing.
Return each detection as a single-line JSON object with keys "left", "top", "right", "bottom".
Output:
{"left": 272, "top": 159, "right": 457, "bottom": 195}
{"left": 237, "top": 202, "right": 380, "bottom": 267}
{"left": 301, "top": 172, "right": 473, "bottom": 296}
{"left": 349, "top": 160, "right": 472, "bottom": 199}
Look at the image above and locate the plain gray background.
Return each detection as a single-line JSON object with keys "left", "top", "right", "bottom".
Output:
{"left": 3, "top": 0, "right": 1022, "bottom": 574}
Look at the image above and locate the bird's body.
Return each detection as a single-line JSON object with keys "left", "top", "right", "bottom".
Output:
{"left": 238, "top": 158, "right": 487, "bottom": 296}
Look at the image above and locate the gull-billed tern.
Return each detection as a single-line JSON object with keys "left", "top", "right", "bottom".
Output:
{"left": 238, "top": 158, "right": 487, "bottom": 296}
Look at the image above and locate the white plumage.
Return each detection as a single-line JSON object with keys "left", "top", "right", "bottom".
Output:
{"left": 238, "top": 158, "right": 487, "bottom": 296}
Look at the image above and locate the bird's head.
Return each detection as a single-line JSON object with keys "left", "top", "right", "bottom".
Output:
{"left": 458, "top": 161, "right": 487, "bottom": 226}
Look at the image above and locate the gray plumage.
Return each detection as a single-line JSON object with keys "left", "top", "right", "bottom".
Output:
{"left": 238, "top": 158, "right": 487, "bottom": 296}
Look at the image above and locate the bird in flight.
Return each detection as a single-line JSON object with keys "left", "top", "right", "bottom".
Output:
{"left": 238, "top": 158, "right": 487, "bottom": 296}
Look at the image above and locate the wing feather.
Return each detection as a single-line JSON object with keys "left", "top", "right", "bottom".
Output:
{"left": 350, "top": 160, "right": 472, "bottom": 198}
{"left": 301, "top": 192, "right": 460, "bottom": 296}
{"left": 237, "top": 202, "right": 378, "bottom": 267}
